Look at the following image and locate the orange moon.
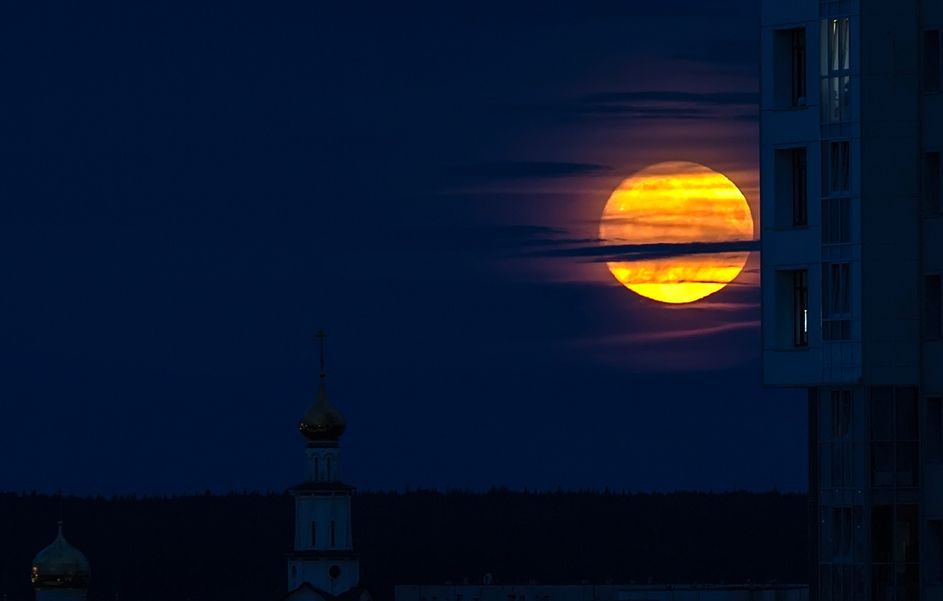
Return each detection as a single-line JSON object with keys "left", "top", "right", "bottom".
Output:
{"left": 599, "top": 161, "right": 754, "bottom": 304}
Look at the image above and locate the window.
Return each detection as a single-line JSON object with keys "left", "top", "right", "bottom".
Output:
{"left": 825, "top": 141, "right": 851, "bottom": 195}
{"left": 871, "top": 387, "right": 919, "bottom": 487}
{"left": 775, "top": 28, "right": 807, "bottom": 107}
{"left": 927, "top": 275, "right": 942, "bottom": 338}
{"left": 925, "top": 30, "right": 941, "bottom": 93}
{"left": 326, "top": 456, "right": 333, "bottom": 480}
{"left": 794, "top": 270, "right": 809, "bottom": 347}
{"left": 792, "top": 149, "right": 808, "bottom": 225}
{"left": 314, "top": 456, "right": 320, "bottom": 480}
{"left": 775, "top": 147, "right": 808, "bottom": 226}
{"left": 823, "top": 263, "right": 851, "bottom": 340}
{"left": 929, "top": 520, "right": 943, "bottom": 583}
{"left": 929, "top": 397, "right": 943, "bottom": 463}
{"left": 791, "top": 29, "right": 807, "bottom": 105}
{"left": 330, "top": 520, "right": 336, "bottom": 547}
{"left": 873, "top": 505, "right": 893, "bottom": 562}
{"left": 823, "top": 197, "right": 850, "bottom": 244}
{"left": 871, "top": 504, "right": 919, "bottom": 601}
{"left": 832, "top": 389, "right": 852, "bottom": 438}
{"left": 821, "top": 18, "right": 851, "bottom": 122}
{"left": 925, "top": 152, "right": 941, "bottom": 215}
{"left": 829, "top": 390, "right": 854, "bottom": 487}
{"left": 831, "top": 507, "right": 854, "bottom": 557}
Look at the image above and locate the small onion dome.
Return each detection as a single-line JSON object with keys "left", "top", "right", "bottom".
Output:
{"left": 31, "top": 523, "right": 90, "bottom": 589}
{"left": 299, "top": 377, "right": 347, "bottom": 443}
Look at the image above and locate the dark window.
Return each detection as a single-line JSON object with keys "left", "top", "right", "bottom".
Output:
{"left": 792, "top": 149, "right": 808, "bottom": 225}
{"left": 314, "top": 456, "right": 320, "bottom": 480}
{"left": 925, "top": 30, "right": 941, "bottom": 93}
{"left": 872, "top": 387, "right": 895, "bottom": 487}
{"left": 775, "top": 28, "right": 807, "bottom": 108}
{"left": 775, "top": 147, "right": 808, "bottom": 227}
{"left": 873, "top": 564, "right": 893, "bottom": 601}
{"left": 825, "top": 141, "right": 851, "bottom": 194}
{"left": 794, "top": 270, "right": 809, "bottom": 347}
{"left": 311, "top": 521, "right": 317, "bottom": 548}
{"left": 929, "top": 397, "right": 943, "bottom": 462}
{"left": 873, "top": 505, "right": 893, "bottom": 563}
{"left": 927, "top": 275, "right": 942, "bottom": 338}
{"left": 791, "top": 29, "right": 807, "bottom": 106}
{"left": 832, "top": 389, "right": 852, "bottom": 438}
{"left": 831, "top": 507, "right": 853, "bottom": 557}
{"left": 330, "top": 520, "right": 336, "bottom": 547}
{"left": 897, "top": 505, "right": 919, "bottom": 563}
{"left": 872, "top": 387, "right": 895, "bottom": 440}
{"left": 896, "top": 387, "right": 918, "bottom": 441}
{"left": 871, "top": 387, "right": 920, "bottom": 487}
{"left": 929, "top": 520, "right": 943, "bottom": 583}
{"left": 823, "top": 263, "right": 851, "bottom": 340}
{"left": 823, "top": 197, "right": 850, "bottom": 244}
{"left": 897, "top": 442, "right": 918, "bottom": 486}
{"left": 926, "top": 152, "right": 941, "bottom": 214}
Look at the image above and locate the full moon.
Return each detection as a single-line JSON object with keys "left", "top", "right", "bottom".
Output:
{"left": 599, "top": 161, "right": 754, "bottom": 304}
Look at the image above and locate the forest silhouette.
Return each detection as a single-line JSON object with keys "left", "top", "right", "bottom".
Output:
{"left": 0, "top": 490, "right": 807, "bottom": 601}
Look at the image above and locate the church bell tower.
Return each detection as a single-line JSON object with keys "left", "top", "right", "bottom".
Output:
{"left": 286, "top": 331, "right": 361, "bottom": 599}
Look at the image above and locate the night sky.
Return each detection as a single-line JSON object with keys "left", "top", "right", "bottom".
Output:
{"left": 0, "top": 0, "right": 806, "bottom": 495}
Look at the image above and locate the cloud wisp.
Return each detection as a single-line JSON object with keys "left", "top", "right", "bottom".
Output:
{"left": 528, "top": 239, "right": 760, "bottom": 263}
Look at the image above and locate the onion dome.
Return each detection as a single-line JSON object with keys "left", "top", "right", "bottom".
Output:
{"left": 299, "top": 376, "right": 347, "bottom": 443}
{"left": 31, "top": 523, "right": 90, "bottom": 589}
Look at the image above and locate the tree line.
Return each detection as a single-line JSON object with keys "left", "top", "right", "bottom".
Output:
{"left": 0, "top": 490, "right": 807, "bottom": 601}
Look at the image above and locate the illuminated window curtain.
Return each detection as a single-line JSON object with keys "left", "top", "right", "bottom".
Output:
{"left": 821, "top": 18, "right": 851, "bottom": 123}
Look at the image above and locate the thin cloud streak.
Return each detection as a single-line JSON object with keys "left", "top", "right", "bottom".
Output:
{"left": 529, "top": 239, "right": 760, "bottom": 262}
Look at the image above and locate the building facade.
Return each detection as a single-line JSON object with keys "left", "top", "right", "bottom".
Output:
{"left": 761, "top": 1, "right": 943, "bottom": 600}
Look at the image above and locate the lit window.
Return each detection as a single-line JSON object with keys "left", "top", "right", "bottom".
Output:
{"left": 821, "top": 18, "right": 851, "bottom": 123}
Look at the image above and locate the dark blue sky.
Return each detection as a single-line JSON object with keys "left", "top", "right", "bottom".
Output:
{"left": 0, "top": 0, "right": 806, "bottom": 495}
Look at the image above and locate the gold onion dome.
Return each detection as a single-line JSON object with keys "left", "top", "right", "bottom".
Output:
{"left": 299, "top": 376, "right": 347, "bottom": 443}
{"left": 31, "top": 523, "right": 90, "bottom": 589}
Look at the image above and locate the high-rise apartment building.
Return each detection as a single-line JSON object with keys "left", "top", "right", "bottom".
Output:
{"left": 761, "top": 1, "right": 943, "bottom": 600}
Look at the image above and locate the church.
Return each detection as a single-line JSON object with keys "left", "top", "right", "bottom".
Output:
{"left": 284, "top": 334, "right": 371, "bottom": 601}
{"left": 26, "top": 333, "right": 370, "bottom": 601}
